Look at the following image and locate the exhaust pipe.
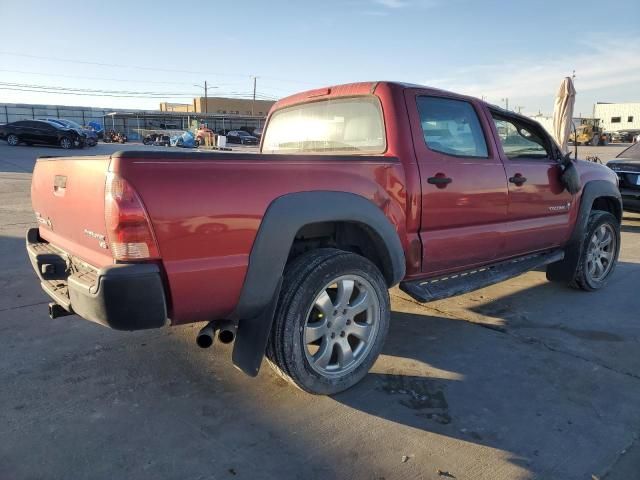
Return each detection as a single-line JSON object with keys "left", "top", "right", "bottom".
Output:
{"left": 49, "top": 302, "right": 73, "bottom": 319}
{"left": 218, "top": 327, "right": 236, "bottom": 344}
{"left": 196, "top": 320, "right": 236, "bottom": 348}
{"left": 196, "top": 323, "right": 216, "bottom": 349}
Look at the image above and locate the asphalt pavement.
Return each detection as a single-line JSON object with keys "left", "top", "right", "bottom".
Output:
{"left": 0, "top": 142, "right": 639, "bottom": 480}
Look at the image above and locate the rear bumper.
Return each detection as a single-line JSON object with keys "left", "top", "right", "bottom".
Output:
{"left": 26, "top": 228, "right": 167, "bottom": 330}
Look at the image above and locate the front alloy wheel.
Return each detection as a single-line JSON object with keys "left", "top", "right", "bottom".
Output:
{"left": 7, "top": 134, "right": 19, "bottom": 146}
{"left": 60, "top": 137, "right": 72, "bottom": 149}
{"left": 585, "top": 223, "right": 616, "bottom": 282}
{"left": 570, "top": 210, "right": 620, "bottom": 291}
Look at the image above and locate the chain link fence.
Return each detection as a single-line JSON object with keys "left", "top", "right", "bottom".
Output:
{"left": 1, "top": 103, "right": 265, "bottom": 141}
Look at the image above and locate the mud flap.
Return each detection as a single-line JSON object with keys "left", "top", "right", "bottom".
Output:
{"left": 231, "top": 277, "right": 283, "bottom": 377}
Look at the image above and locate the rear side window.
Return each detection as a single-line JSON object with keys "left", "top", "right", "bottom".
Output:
{"left": 262, "top": 96, "right": 385, "bottom": 154}
{"left": 417, "top": 96, "right": 488, "bottom": 158}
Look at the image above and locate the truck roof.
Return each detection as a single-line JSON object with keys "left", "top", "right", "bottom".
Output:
{"left": 271, "top": 81, "right": 479, "bottom": 112}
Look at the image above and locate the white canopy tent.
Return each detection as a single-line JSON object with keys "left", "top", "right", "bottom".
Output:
{"left": 552, "top": 77, "right": 576, "bottom": 154}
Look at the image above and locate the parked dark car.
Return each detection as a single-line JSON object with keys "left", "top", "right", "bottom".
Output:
{"left": 40, "top": 118, "right": 98, "bottom": 147}
{"left": 0, "top": 120, "right": 84, "bottom": 149}
{"left": 611, "top": 130, "right": 640, "bottom": 143}
{"left": 607, "top": 142, "right": 640, "bottom": 212}
{"left": 226, "top": 130, "right": 259, "bottom": 145}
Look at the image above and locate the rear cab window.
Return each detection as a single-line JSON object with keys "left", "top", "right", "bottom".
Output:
{"left": 262, "top": 96, "right": 386, "bottom": 154}
{"left": 416, "top": 96, "right": 488, "bottom": 158}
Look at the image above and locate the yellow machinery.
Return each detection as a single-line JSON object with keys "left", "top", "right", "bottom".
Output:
{"left": 570, "top": 118, "right": 605, "bottom": 146}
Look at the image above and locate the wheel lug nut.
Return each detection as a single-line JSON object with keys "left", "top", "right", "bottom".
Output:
{"left": 327, "top": 321, "right": 332, "bottom": 328}
{"left": 346, "top": 319, "right": 352, "bottom": 325}
{"left": 340, "top": 331, "right": 346, "bottom": 337}
{"left": 331, "top": 332, "right": 336, "bottom": 339}
{"left": 333, "top": 310, "right": 338, "bottom": 315}
{"left": 342, "top": 309, "right": 347, "bottom": 314}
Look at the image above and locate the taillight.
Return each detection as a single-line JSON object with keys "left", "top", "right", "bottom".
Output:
{"left": 104, "top": 173, "right": 159, "bottom": 261}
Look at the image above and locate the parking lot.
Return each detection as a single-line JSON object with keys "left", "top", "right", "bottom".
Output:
{"left": 1, "top": 142, "right": 639, "bottom": 479}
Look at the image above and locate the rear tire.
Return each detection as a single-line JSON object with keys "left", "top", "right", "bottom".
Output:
{"left": 266, "top": 248, "right": 390, "bottom": 395}
{"left": 7, "top": 134, "right": 19, "bottom": 146}
{"left": 569, "top": 210, "right": 620, "bottom": 291}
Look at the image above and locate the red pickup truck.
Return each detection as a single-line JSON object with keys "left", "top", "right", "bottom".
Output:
{"left": 27, "top": 81, "right": 621, "bottom": 394}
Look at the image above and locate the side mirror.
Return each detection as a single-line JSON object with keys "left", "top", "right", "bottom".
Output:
{"left": 560, "top": 156, "right": 581, "bottom": 194}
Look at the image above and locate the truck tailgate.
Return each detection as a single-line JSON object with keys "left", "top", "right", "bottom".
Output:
{"left": 31, "top": 156, "right": 114, "bottom": 268}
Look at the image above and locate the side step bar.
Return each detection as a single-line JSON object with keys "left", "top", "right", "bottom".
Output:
{"left": 400, "top": 249, "right": 565, "bottom": 303}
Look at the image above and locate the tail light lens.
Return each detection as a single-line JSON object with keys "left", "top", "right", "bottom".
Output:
{"left": 105, "top": 173, "right": 159, "bottom": 261}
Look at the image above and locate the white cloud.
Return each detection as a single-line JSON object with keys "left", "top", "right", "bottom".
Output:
{"left": 374, "top": 0, "right": 408, "bottom": 7}
{"left": 422, "top": 37, "right": 640, "bottom": 113}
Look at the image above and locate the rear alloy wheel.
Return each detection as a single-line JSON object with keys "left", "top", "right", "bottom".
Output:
{"left": 304, "top": 274, "right": 380, "bottom": 377}
{"left": 571, "top": 210, "right": 620, "bottom": 291}
{"left": 266, "top": 248, "right": 390, "bottom": 395}
{"left": 60, "top": 137, "right": 72, "bottom": 149}
{"left": 7, "top": 134, "right": 19, "bottom": 146}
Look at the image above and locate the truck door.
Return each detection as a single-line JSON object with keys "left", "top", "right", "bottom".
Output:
{"left": 405, "top": 91, "right": 509, "bottom": 275}
{"left": 486, "top": 110, "right": 573, "bottom": 257}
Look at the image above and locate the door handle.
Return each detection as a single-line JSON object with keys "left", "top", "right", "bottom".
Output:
{"left": 427, "top": 174, "right": 452, "bottom": 188}
{"left": 509, "top": 174, "right": 527, "bottom": 185}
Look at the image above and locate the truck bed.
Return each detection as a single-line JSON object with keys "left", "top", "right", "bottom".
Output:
{"left": 31, "top": 150, "right": 406, "bottom": 324}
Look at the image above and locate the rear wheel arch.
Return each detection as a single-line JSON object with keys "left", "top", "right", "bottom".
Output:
{"left": 289, "top": 220, "right": 396, "bottom": 287}
{"left": 231, "top": 191, "right": 406, "bottom": 377}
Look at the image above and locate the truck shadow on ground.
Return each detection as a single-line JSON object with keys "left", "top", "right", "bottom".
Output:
{"left": 3, "top": 234, "right": 639, "bottom": 479}
{"left": 333, "top": 261, "right": 640, "bottom": 478}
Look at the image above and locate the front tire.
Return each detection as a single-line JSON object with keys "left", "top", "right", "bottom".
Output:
{"left": 570, "top": 210, "right": 620, "bottom": 291}
{"left": 266, "top": 249, "right": 390, "bottom": 395}
{"left": 7, "top": 134, "right": 19, "bottom": 146}
{"left": 60, "top": 137, "right": 72, "bottom": 149}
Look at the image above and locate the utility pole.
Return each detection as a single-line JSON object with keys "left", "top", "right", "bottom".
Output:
{"left": 251, "top": 76, "right": 258, "bottom": 116}
{"left": 502, "top": 98, "right": 509, "bottom": 111}
{"left": 204, "top": 80, "right": 208, "bottom": 115}
{"left": 194, "top": 82, "right": 216, "bottom": 115}
{"left": 516, "top": 106, "right": 525, "bottom": 114}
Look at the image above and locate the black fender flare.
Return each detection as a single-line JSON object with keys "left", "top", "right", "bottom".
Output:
{"left": 231, "top": 191, "right": 406, "bottom": 376}
{"left": 547, "top": 180, "right": 622, "bottom": 282}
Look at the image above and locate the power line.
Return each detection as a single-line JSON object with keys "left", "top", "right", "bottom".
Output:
{"left": 0, "top": 51, "right": 317, "bottom": 87}
{"left": 0, "top": 68, "right": 199, "bottom": 86}
{"left": 0, "top": 87, "right": 196, "bottom": 99}
{"left": 0, "top": 80, "right": 279, "bottom": 101}
{"left": 0, "top": 81, "right": 198, "bottom": 96}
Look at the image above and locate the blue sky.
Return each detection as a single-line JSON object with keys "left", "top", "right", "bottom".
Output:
{"left": 1, "top": 0, "right": 638, "bottom": 115}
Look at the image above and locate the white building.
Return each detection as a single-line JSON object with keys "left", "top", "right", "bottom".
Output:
{"left": 593, "top": 103, "right": 640, "bottom": 132}
{"left": 527, "top": 114, "right": 590, "bottom": 137}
